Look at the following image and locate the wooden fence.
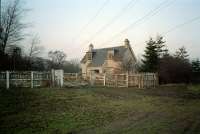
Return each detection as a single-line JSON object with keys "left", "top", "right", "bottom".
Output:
{"left": 0, "top": 71, "right": 158, "bottom": 89}
{"left": 62, "top": 72, "right": 158, "bottom": 88}
{"left": 88, "top": 73, "right": 158, "bottom": 88}
{"left": 0, "top": 71, "right": 51, "bottom": 89}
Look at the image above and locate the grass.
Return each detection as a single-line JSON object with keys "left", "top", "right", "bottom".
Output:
{"left": 0, "top": 85, "right": 200, "bottom": 134}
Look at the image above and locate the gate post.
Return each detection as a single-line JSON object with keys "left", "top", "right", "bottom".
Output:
{"left": 115, "top": 75, "right": 118, "bottom": 87}
{"left": 6, "top": 71, "right": 9, "bottom": 89}
{"left": 103, "top": 73, "right": 106, "bottom": 86}
{"left": 54, "top": 70, "right": 64, "bottom": 88}
{"left": 31, "top": 71, "right": 34, "bottom": 88}
{"left": 90, "top": 72, "right": 95, "bottom": 86}
{"left": 76, "top": 73, "right": 78, "bottom": 81}
{"left": 51, "top": 69, "right": 55, "bottom": 87}
{"left": 138, "top": 74, "right": 141, "bottom": 88}
{"left": 60, "top": 70, "right": 64, "bottom": 87}
{"left": 126, "top": 73, "right": 129, "bottom": 87}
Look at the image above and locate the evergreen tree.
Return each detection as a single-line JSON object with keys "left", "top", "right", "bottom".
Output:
{"left": 141, "top": 36, "right": 166, "bottom": 72}
{"left": 141, "top": 38, "right": 157, "bottom": 72}
{"left": 192, "top": 58, "right": 200, "bottom": 72}
{"left": 155, "top": 36, "right": 168, "bottom": 57}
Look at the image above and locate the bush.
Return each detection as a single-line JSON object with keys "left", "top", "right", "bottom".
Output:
{"left": 158, "top": 55, "right": 192, "bottom": 84}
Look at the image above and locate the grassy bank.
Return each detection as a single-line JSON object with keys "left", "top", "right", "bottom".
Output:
{"left": 0, "top": 85, "right": 200, "bottom": 134}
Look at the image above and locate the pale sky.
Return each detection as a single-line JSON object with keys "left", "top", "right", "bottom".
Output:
{"left": 24, "top": 0, "right": 200, "bottom": 60}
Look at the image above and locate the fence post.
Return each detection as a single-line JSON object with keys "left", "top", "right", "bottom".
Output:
{"left": 137, "top": 74, "right": 140, "bottom": 88}
{"left": 103, "top": 73, "right": 106, "bottom": 86}
{"left": 60, "top": 70, "right": 64, "bottom": 87}
{"left": 126, "top": 73, "right": 129, "bottom": 87}
{"left": 115, "top": 75, "right": 118, "bottom": 87}
{"left": 155, "top": 73, "right": 159, "bottom": 87}
{"left": 141, "top": 74, "right": 144, "bottom": 88}
{"left": 76, "top": 73, "right": 78, "bottom": 81}
{"left": 138, "top": 74, "right": 141, "bottom": 89}
{"left": 51, "top": 69, "right": 55, "bottom": 87}
{"left": 6, "top": 71, "right": 9, "bottom": 89}
{"left": 90, "top": 72, "right": 92, "bottom": 85}
{"left": 90, "top": 72, "right": 95, "bottom": 86}
{"left": 31, "top": 71, "right": 34, "bottom": 88}
{"left": 154, "top": 74, "right": 156, "bottom": 88}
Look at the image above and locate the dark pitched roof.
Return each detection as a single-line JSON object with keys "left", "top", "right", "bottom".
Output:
{"left": 82, "top": 46, "right": 128, "bottom": 67}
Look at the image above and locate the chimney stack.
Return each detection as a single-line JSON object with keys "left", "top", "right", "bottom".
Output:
{"left": 89, "top": 44, "right": 94, "bottom": 52}
{"left": 87, "top": 44, "right": 93, "bottom": 62}
{"left": 124, "top": 39, "right": 130, "bottom": 48}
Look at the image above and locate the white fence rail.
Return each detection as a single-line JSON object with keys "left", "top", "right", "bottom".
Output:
{"left": 0, "top": 71, "right": 51, "bottom": 89}
{"left": 0, "top": 70, "right": 158, "bottom": 89}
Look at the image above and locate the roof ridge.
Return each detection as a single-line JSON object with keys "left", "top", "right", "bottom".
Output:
{"left": 93, "top": 45, "right": 125, "bottom": 50}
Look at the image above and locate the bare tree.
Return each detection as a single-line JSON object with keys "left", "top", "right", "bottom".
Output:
{"left": 26, "top": 34, "right": 43, "bottom": 70}
{"left": 48, "top": 50, "right": 66, "bottom": 68}
{"left": 174, "top": 46, "right": 189, "bottom": 60}
{"left": 29, "top": 34, "right": 43, "bottom": 57}
{"left": 1, "top": 0, "right": 29, "bottom": 54}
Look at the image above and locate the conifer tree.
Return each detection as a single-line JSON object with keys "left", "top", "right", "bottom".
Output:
{"left": 141, "top": 36, "right": 166, "bottom": 72}
{"left": 192, "top": 58, "right": 200, "bottom": 72}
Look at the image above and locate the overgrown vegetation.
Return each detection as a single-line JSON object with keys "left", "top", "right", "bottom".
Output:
{"left": 0, "top": 86, "right": 200, "bottom": 134}
{"left": 140, "top": 35, "right": 200, "bottom": 84}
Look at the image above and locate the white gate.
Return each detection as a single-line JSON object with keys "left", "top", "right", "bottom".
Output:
{"left": 52, "top": 69, "right": 64, "bottom": 87}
